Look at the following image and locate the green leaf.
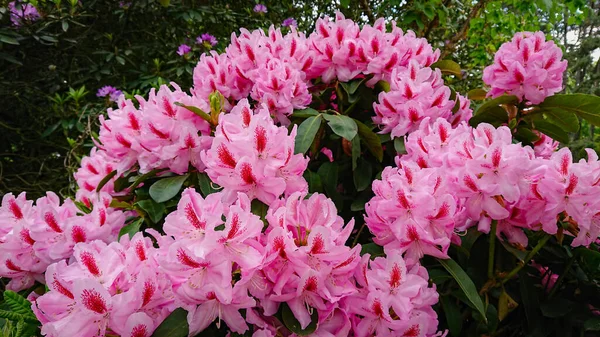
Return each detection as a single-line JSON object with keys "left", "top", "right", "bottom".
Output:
{"left": 584, "top": 318, "right": 600, "bottom": 331}
{"left": 340, "top": 0, "right": 350, "bottom": 8}
{"left": 431, "top": 60, "right": 462, "bottom": 78}
{"left": 174, "top": 102, "right": 212, "bottom": 124}
{"left": 62, "top": 20, "right": 69, "bottom": 32}
{"left": 197, "top": 173, "right": 219, "bottom": 197}
{"left": 440, "top": 296, "right": 462, "bottom": 337}
{"left": 539, "top": 94, "right": 600, "bottom": 127}
{"left": 295, "top": 115, "right": 322, "bottom": 154}
{"left": 136, "top": 199, "right": 166, "bottom": 224}
{"left": 317, "top": 162, "right": 338, "bottom": 196}
{"left": 514, "top": 126, "right": 540, "bottom": 145}
{"left": 540, "top": 298, "right": 573, "bottom": 318}
{"left": 469, "top": 106, "right": 509, "bottom": 127}
{"left": 118, "top": 218, "right": 144, "bottom": 239}
{"left": 438, "top": 258, "right": 487, "bottom": 323}
{"left": 281, "top": 302, "right": 318, "bottom": 335}
{"left": 3, "top": 291, "right": 35, "bottom": 319}
{"left": 540, "top": 108, "right": 580, "bottom": 133}
{"left": 533, "top": 120, "right": 569, "bottom": 143}
{"left": 0, "top": 34, "right": 19, "bottom": 45}
{"left": 130, "top": 168, "right": 169, "bottom": 190}
{"left": 322, "top": 114, "right": 358, "bottom": 141}
{"left": 292, "top": 108, "right": 320, "bottom": 118}
{"left": 303, "top": 170, "right": 323, "bottom": 193}
{"left": 96, "top": 170, "right": 117, "bottom": 192}
{"left": 351, "top": 135, "right": 360, "bottom": 170}
{"left": 354, "top": 119, "right": 383, "bottom": 162}
{"left": 251, "top": 199, "right": 268, "bottom": 223}
{"left": 394, "top": 137, "right": 406, "bottom": 154}
{"left": 158, "top": 0, "right": 170, "bottom": 7}
{"left": 474, "top": 95, "right": 518, "bottom": 116}
{"left": 360, "top": 242, "right": 384, "bottom": 258}
{"left": 151, "top": 308, "right": 188, "bottom": 337}
{"left": 353, "top": 158, "right": 372, "bottom": 192}
{"left": 149, "top": 174, "right": 189, "bottom": 203}
{"left": 467, "top": 88, "right": 488, "bottom": 100}
{"left": 340, "top": 78, "right": 367, "bottom": 95}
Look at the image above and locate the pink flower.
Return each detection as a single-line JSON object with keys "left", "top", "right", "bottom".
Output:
{"left": 202, "top": 100, "right": 308, "bottom": 205}
{"left": 483, "top": 31, "right": 567, "bottom": 104}
{"left": 282, "top": 18, "right": 297, "bottom": 28}
{"left": 321, "top": 147, "right": 334, "bottom": 162}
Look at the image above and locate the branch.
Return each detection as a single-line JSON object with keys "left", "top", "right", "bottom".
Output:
{"left": 441, "top": 0, "right": 490, "bottom": 58}
{"left": 360, "top": 0, "right": 375, "bottom": 24}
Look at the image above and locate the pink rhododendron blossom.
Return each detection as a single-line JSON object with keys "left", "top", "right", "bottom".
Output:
{"left": 202, "top": 100, "right": 308, "bottom": 204}
{"left": 368, "top": 117, "right": 600, "bottom": 252}
{"left": 483, "top": 31, "right": 567, "bottom": 104}
{"left": 97, "top": 83, "right": 212, "bottom": 175}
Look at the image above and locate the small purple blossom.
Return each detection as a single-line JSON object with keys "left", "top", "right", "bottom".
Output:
{"left": 201, "top": 33, "right": 217, "bottom": 46}
{"left": 97, "top": 86, "right": 118, "bottom": 97}
{"left": 253, "top": 4, "right": 267, "bottom": 13}
{"left": 97, "top": 86, "right": 122, "bottom": 103}
{"left": 109, "top": 90, "right": 123, "bottom": 102}
{"left": 8, "top": 1, "right": 40, "bottom": 26}
{"left": 177, "top": 44, "right": 192, "bottom": 56}
{"left": 119, "top": 1, "right": 132, "bottom": 8}
{"left": 282, "top": 17, "right": 297, "bottom": 28}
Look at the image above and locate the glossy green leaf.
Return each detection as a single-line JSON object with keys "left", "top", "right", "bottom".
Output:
{"left": 295, "top": 115, "right": 322, "bottom": 154}
{"left": 474, "top": 95, "right": 519, "bottom": 116}
{"left": 149, "top": 174, "right": 189, "bottom": 203}
{"left": 197, "top": 172, "right": 219, "bottom": 196}
{"left": 292, "top": 108, "right": 320, "bottom": 118}
{"left": 539, "top": 94, "right": 600, "bottom": 127}
{"left": 136, "top": 199, "right": 166, "bottom": 224}
{"left": 431, "top": 60, "right": 462, "bottom": 78}
{"left": 317, "top": 162, "right": 338, "bottom": 196}
{"left": 96, "top": 170, "right": 117, "bottom": 192}
{"left": 360, "top": 242, "right": 384, "bottom": 258}
{"left": 322, "top": 114, "right": 358, "bottom": 141}
{"left": 533, "top": 120, "right": 569, "bottom": 143}
{"left": 469, "top": 106, "right": 509, "bottom": 127}
{"left": 438, "top": 258, "right": 487, "bottom": 323}
{"left": 118, "top": 218, "right": 144, "bottom": 239}
{"left": 281, "top": 302, "right": 318, "bottom": 336}
{"left": 151, "top": 308, "right": 188, "bottom": 337}
{"left": 540, "top": 108, "right": 580, "bottom": 133}
{"left": 441, "top": 296, "right": 462, "bottom": 336}
{"left": 354, "top": 119, "right": 383, "bottom": 162}
{"left": 394, "top": 137, "right": 406, "bottom": 154}
{"left": 351, "top": 134, "right": 360, "bottom": 170}
{"left": 467, "top": 88, "right": 488, "bottom": 100}
{"left": 303, "top": 170, "right": 323, "bottom": 193}
{"left": 353, "top": 158, "right": 372, "bottom": 192}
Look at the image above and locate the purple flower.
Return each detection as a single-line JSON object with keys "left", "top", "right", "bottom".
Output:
{"left": 8, "top": 1, "right": 40, "bottom": 26}
{"left": 282, "top": 17, "right": 297, "bottom": 28}
{"left": 253, "top": 4, "right": 267, "bottom": 13}
{"left": 177, "top": 44, "right": 192, "bottom": 56}
{"left": 119, "top": 1, "right": 132, "bottom": 8}
{"left": 96, "top": 86, "right": 118, "bottom": 98}
{"left": 201, "top": 33, "right": 217, "bottom": 47}
{"left": 109, "top": 90, "right": 123, "bottom": 102}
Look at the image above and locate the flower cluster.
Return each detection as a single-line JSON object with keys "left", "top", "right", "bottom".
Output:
{"left": 8, "top": 1, "right": 40, "bottom": 26}
{"left": 197, "top": 33, "right": 218, "bottom": 47}
{"left": 97, "top": 85, "right": 123, "bottom": 103}
{"left": 201, "top": 100, "right": 308, "bottom": 205}
{"left": 97, "top": 83, "right": 212, "bottom": 175}
{"left": 483, "top": 31, "right": 568, "bottom": 104}
{"left": 177, "top": 44, "right": 192, "bottom": 56}
{"left": 192, "top": 12, "right": 447, "bottom": 127}
{"left": 0, "top": 192, "right": 126, "bottom": 292}
{"left": 30, "top": 233, "right": 175, "bottom": 337}
{"left": 151, "top": 188, "right": 442, "bottom": 336}
{"left": 366, "top": 117, "right": 600, "bottom": 257}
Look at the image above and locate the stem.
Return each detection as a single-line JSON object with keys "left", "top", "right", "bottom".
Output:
{"left": 488, "top": 220, "right": 498, "bottom": 279}
{"left": 352, "top": 223, "right": 366, "bottom": 247}
{"left": 501, "top": 234, "right": 552, "bottom": 285}
{"left": 548, "top": 255, "right": 575, "bottom": 298}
